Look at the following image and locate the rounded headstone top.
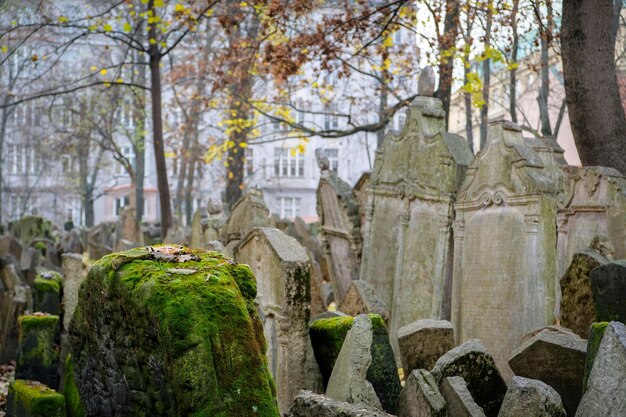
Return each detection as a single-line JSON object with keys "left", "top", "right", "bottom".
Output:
{"left": 315, "top": 148, "right": 330, "bottom": 171}
{"left": 418, "top": 66, "right": 436, "bottom": 97}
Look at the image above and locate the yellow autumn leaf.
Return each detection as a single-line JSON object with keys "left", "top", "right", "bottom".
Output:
{"left": 100, "top": 69, "right": 108, "bottom": 75}
{"left": 1, "top": 46, "right": 7, "bottom": 54}
{"left": 174, "top": 4, "right": 185, "bottom": 12}
{"left": 103, "top": 24, "right": 112, "bottom": 32}
{"left": 228, "top": 171, "right": 234, "bottom": 179}
{"left": 164, "top": 152, "right": 175, "bottom": 158}
{"left": 239, "top": 142, "right": 248, "bottom": 148}
{"left": 149, "top": 38, "right": 157, "bottom": 45}
{"left": 123, "top": 22, "right": 132, "bottom": 32}
{"left": 58, "top": 16, "right": 69, "bottom": 23}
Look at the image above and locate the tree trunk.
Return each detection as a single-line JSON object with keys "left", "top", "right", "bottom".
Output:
{"left": 537, "top": 0, "right": 553, "bottom": 136}
{"left": 134, "top": 50, "right": 147, "bottom": 223}
{"left": 437, "top": 0, "right": 460, "bottom": 129}
{"left": 0, "top": 107, "right": 8, "bottom": 224}
{"left": 148, "top": 0, "right": 172, "bottom": 235}
{"left": 464, "top": 65, "right": 475, "bottom": 154}
{"left": 184, "top": 147, "right": 197, "bottom": 225}
{"left": 479, "top": 1, "right": 493, "bottom": 149}
{"left": 224, "top": 90, "right": 248, "bottom": 209}
{"left": 377, "top": 65, "right": 388, "bottom": 148}
{"left": 509, "top": 0, "right": 519, "bottom": 124}
{"left": 562, "top": 0, "right": 626, "bottom": 174}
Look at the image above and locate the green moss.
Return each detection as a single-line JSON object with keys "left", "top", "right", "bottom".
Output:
{"left": 19, "top": 314, "right": 59, "bottom": 336}
{"left": 8, "top": 380, "right": 66, "bottom": 417}
{"left": 34, "top": 271, "right": 63, "bottom": 293}
{"left": 70, "top": 245, "right": 279, "bottom": 417}
{"left": 17, "top": 314, "right": 60, "bottom": 388}
{"left": 309, "top": 315, "right": 355, "bottom": 387}
{"left": 64, "top": 355, "right": 86, "bottom": 417}
{"left": 583, "top": 321, "right": 609, "bottom": 393}
{"left": 34, "top": 241, "right": 48, "bottom": 255}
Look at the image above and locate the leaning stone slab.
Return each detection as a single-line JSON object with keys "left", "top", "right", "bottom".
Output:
{"left": 0, "top": 259, "right": 32, "bottom": 363}
{"left": 440, "top": 376, "right": 486, "bottom": 417}
{"left": 590, "top": 260, "right": 626, "bottom": 323}
{"left": 309, "top": 314, "right": 401, "bottom": 414}
{"left": 288, "top": 390, "right": 392, "bottom": 417}
{"left": 508, "top": 327, "right": 586, "bottom": 416}
{"left": 69, "top": 246, "right": 279, "bottom": 417}
{"left": 397, "top": 369, "right": 446, "bottom": 417}
{"left": 33, "top": 270, "right": 62, "bottom": 314}
{"left": 62, "top": 355, "right": 86, "bottom": 417}
{"left": 6, "top": 380, "right": 66, "bottom": 417}
{"left": 498, "top": 376, "right": 565, "bottom": 417}
{"left": 16, "top": 313, "right": 59, "bottom": 390}
{"left": 582, "top": 321, "right": 609, "bottom": 392}
{"left": 326, "top": 314, "right": 382, "bottom": 410}
{"left": 559, "top": 250, "right": 607, "bottom": 338}
{"left": 398, "top": 319, "right": 455, "bottom": 375}
{"left": 576, "top": 321, "right": 626, "bottom": 417}
{"left": 431, "top": 339, "right": 506, "bottom": 417}
{"left": 338, "top": 280, "right": 389, "bottom": 323}
{"left": 0, "top": 235, "right": 22, "bottom": 262}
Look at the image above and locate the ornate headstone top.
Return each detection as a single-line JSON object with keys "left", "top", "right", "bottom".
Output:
{"left": 315, "top": 148, "right": 330, "bottom": 172}
{"left": 418, "top": 66, "right": 436, "bottom": 97}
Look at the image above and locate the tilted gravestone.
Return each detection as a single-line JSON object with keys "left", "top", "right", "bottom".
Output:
{"left": 397, "top": 369, "right": 446, "bottom": 417}
{"left": 114, "top": 207, "right": 143, "bottom": 251}
{"left": 397, "top": 319, "right": 455, "bottom": 375}
{"left": 590, "top": 260, "right": 626, "bottom": 323}
{"left": 360, "top": 80, "right": 473, "bottom": 356}
{"left": 315, "top": 149, "right": 362, "bottom": 304}
{"left": 223, "top": 188, "right": 271, "bottom": 256}
{"left": 235, "top": 227, "right": 321, "bottom": 413}
{"left": 439, "top": 376, "right": 486, "bottom": 417}
{"left": 498, "top": 376, "right": 566, "bottom": 417}
{"left": 69, "top": 246, "right": 280, "bottom": 417}
{"left": 16, "top": 313, "right": 60, "bottom": 389}
{"left": 0, "top": 258, "right": 32, "bottom": 363}
{"left": 452, "top": 119, "right": 562, "bottom": 381}
{"left": 288, "top": 390, "right": 392, "bottom": 417}
{"left": 353, "top": 171, "right": 371, "bottom": 242}
{"left": 86, "top": 222, "right": 114, "bottom": 260}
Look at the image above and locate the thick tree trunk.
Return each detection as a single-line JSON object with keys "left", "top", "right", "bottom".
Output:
{"left": 134, "top": 50, "right": 147, "bottom": 223}
{"left": 562, "top": 0, "right": 626, "bottom": 174}
{"left": 437, "top": 0, "right": 460, "bottom": 129}
{"left": 224, "top": 91, "right": 248, "bottom": 209}
{"left": 479, "top": 1, "right": 493, "bottom": 149}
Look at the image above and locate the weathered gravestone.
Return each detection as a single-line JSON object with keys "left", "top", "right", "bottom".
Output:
{"left": 338, "top": 280, "right": 388, "bottom": 323}
{"left": 398, "top": 319, "right": 455, "bottom": 375}
{"left": 0, "top": 236, "right": 22, "bottom": 262}
{"left": 559, "top": 248, "right": 607, "bottom": 338}
{"left": 397, "top": 369, "right": 446, "bottom": 417}
{"left": 590, "top": 259, "right": 626, "bottom": 323}
{"left": 452, "top": 119, "right": 562, "bottom": 380}
{"left": 69, "top": 246, "right": 280, "bottom": 417}
{"left": 576, "top": 321, "right": 626, "bottom": 417}
{"left": 32, "top": 270, "right": 62, "bottom": 315}
{"left": 315, "top": 148, "right": 362, "bottom": 304}
{"left": 114, "top": 207, "right": 143, "bottom": 251}
{"left": 234, "top": 227, "right": 321, "bottom": 412}
{"left": 288, "top": 390, "right": 392, "bottom": 417}
{"left": 86, "top": 222, "right": 114, "bottom": 260}
{"left": 15, "top": 313, "right": 59, "bottom": 389}
{"left": 508, "top": 327, "right": 586, "bottom": 416}
{"left": 497, "top": 377, "right": 565, "bottom": 417}
{"left": 8, "top": 216, "right": 53, "bottom": 247}
{"left": 353, "top": 172, "right": 371, "bottom": 241}
{"left": 223, "top": 189, "right": 271, "bottom": 256}
{"left": 6, "top": 380, "right": 66, "bottom": 417}
{"left": 440, "top": 376, "right": 486, "bottom": 417}
{"left": 582, "top": 321, "right": 608, "bottom": 392}
{"left": 431, "top": 339, "right": 507, "bottom": 417}
{"left": 0, "top": 258, "right": 32, "bottom": 363}
{"left": 57, "top": 228, "right": 84, "bottom": 256}
{"left": 361, "top": 72, "right": 473, "bottom": 356}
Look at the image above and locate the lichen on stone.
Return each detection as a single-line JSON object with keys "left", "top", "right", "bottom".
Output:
{"left": 7, "top": 379, "right": 66, "bottom": 417}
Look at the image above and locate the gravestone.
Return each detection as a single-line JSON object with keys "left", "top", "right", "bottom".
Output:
{"left": 338, "top": 280, "right": 388, "bottom": 323}
{"left": 398, "top": 319, "right": 455, "bottom": 375}
{"left": 508, "top": 327, "right": 586, "bottom": 416}
{"left": 8, "top": 216, "right": 52, "bottom": 247}
{"left": 6, "top": 380, "right": 66, "bottom": 417}
{"left": 361, "top": 74, "right": 473, "bottom": 356}
{"left": 86, "top": 222, "right": 114, "bottom": 260}
{"left": 69, "top": 246, "right": 280, "bottom": 417}
{"left": 223, "top": 189, "right": 271, "bottom": 255}
{"left": 452, "top": 120, "right": 562, "bottom": 380}
{"left": 498, "top": 377, "right": 565, "bottom": 417}
{"left": 440, "top": 376, "right": 486, "bottom": 417}
{"left": 114, "top": 207, "right": 143, "bottom": 251}
{"left": 0, "top": 258, "right": 32, "bottom": 363}
{"left": 288, "top": 390, "right": 392, "bottom": 417}
{"left": 235, "top": 227, "right": 321, "bottom": 412}
{"left": 32, "top": 270, "right": 62, "bottom": 315}
{"left": 590, "top": 259, "right": 626, "bottom": 323}
{"left": 353, "top": 172, "right": 371, "bottom": 241}
{"left": 582, "top": 321, "right": 608, "bottom": 392}
{"left": 0, "top": 236, "right": 22, "bottom": 262}
{"left": 15, "top": 314, "right": 60, "bottom": 389}
{"left": 58, "top": 229, "right": 84, "bottom": 256}
{"left": 397, "top": 369, "right": 446, "bottom": 417}
{"left": 316, "top": 149, "right": 362, "bottom": 304}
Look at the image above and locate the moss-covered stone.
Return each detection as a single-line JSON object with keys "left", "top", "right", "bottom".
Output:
{"left": 16, "top": 314, "right": 60, "bottom": 389}
{"left": 33, "top": 271, "right": 63, "bottom": 314}
{"left": 6, "top": 380, "right": 66, "bottom": 417}
{"left": 8, "top": 216, "right": 53, "bottom": 247}
{"left": 63, "top": 355, "right": 85, "bottom": 417}
{"left": 69, "top": 245, "right": 279, "bottom": 417}
{"left": 309, "top": 313, "right": 401, "bottom": 414}
{"left": 583, "top": 321, "right": 609, "bottom": 393}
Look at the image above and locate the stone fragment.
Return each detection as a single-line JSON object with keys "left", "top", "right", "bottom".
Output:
{"left": 60, "top": 254, "right": 86, "bottom": 334}
{"left": 223, "top": 188, "right": 271, "bottom": 251}
{"left": 508, "top": 327, "right": 586, "bottom": 416}
{"left": 16, "top": 314, "right": 59, "bottom": 389}
{"left": 418, "top": 66, "right": 436, "bottom": 97}
{"left": 58, "top": 229, "right": 83, "bottom": 256}
{"left": 440, "top": 376, "right": 486, "bottom": 417}
{"left": 309, "top": 314, "right": 401, "bottom": 414}
{"left": 86, "top": 222, "right": 114, "bottom": 260}
{"left": 338, "top": 280, "right": 388, "bottom": 323}
{"left": 398, "top": 319, "right": 455, "bottom": 374}
{"left": 32, "top": 270, "right": 62, "bottom": 315}
{"left": 575, "top": 321, "right": 626, "bottom": 417}
{"left": 0, "top": 259, "right": 32, "bottom": 363}
{"left": 235, "top": 227, "right": 322, "bottom": 412}
{"left": 497, "top": 376, "right": 565, "bottom": 417}
{"left": 69, "top": 246, "right": 280, "bottom": 417}
{"left": 114, "top": 207, "right": 143, "bottom": 251}
{"left": 8, "top": 216, "right": 53, "bottom": 247}
{"left": 397, "top": 369, "right": 446, "bottom": 417}
{"left": 559, "top": 250, "right": 606, "bottom": 337}
{"left": 6, "top": 380, "right": 66, "bottom": 417}
{"left": 288, "top": 390, "right": 392, "bottom": 417}
{"left": 431, "top": 339, "right": 507, "bottom": 417}
{"left": 326, "top": 314, "right": 382, "bottom": 410}
{"left": 582, "top": 321, "right": 608, "bottom": 392}
{"left": 20, "top": 247, "right": 42, "bottom": 288}
{"left": 0, "top": 236, "right": 22, "bottom": 262}
{"left": 590, "top": 260, "right": 626, "bottom": 323}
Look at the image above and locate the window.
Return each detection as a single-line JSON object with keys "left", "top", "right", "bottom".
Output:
{"left": 115, "top": 195, "right": 130, "bottom": 215}
{"left": 323, "top": 148, "right": 339, "bottom": 174}
{"left": 7, "top": 145, "right": 38, "bottom": 175}
{"left": 324, "top": 106, "right": 338, "bottom": 130}
{"left": 244, "top": 148, "right": 254, "bottom": 177}
{"left": 66, "top": 197, "right": 81, "bottom": 224}
{"left": 280, "top": 197, "right": 301, "bottom": 219}
{"left": 62, "top": 154, "right": 76, "bottom": 176}
{"left": 274, "top": 147, "right": 304, "bottom": 177}
{"left": 115, "top": 146, "right": 135, "bottom": 175}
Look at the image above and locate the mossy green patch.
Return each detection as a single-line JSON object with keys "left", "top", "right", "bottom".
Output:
{"left": 63, "top": 355, "right": 86, "bottom": 417}
{"left": 17, "top": 314, "right": 60, "bottom": 388}
{"left": 70, "top": 245, "right": 279, "bottom": 417}
{"left": 583, "top": 321, "right": 609, "bottom": 393}
{"left": 7, "top": 380, "right": 66, "bottom": 417}
{"left": 34, "top": 271, "right": 63, "bottom": 294}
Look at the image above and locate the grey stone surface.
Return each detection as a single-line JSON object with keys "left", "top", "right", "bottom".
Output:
{"left": 326, "top": 314, "right": 382, "bottom": 410}
{"left": 86, "top": 222, "right": 114, "bottom": 260}
{"left": 0, "top": 259, "right": 32, "bottom": 363}
{"left": 114, "top": 207, "right": 143, "bottom": 251}
{"left": 288, "top": 390, "right": 392, "bottom": 417}
{"left": 508, "top": 327, "right": 586, "bottom": 416}
{"left": 338, "top": 281, "right": 388, "bottom": 323}
{"left": 440, "top": 376, "right": 486, "bottom": 417}
{"left": 398, "top": 319, "right": 455, "bottom": 374}
{"left": 590, "top": 260, "right": 626, "bottom": 323}
{"left": 235, "top": 227, "right": 321, "bottom": 412}
{"left": 316, "top": 154, "right": 362, "bottom": 304}
{"left": 452, "top": 120, "right": 563, "bottom": 381}
{"left": 58, "top": 229, "right": 84, "bottom": 256}
{"left": 397, "top": 369, "right": 446, "bottom": 417}
{"left": 361, "top": 93, "right": 472, "bottom": 357}
{"left": 223, "top": 188, "right": 271, "bottom": 248}
{"left": 497, "top": 377, "right": 565, "bottom": 417}
{"left": 61, "top": 253, "right": 86, "bottom": 334}
{"left": 418, "top": 66, "right": 436, "bottom": 97}
{"left": 576, "top": 321, "right": 626, "bottom": 417}
{"left": 431, "top": 339, "right": 506, "bottom": 417}
{"left": 0, "top": 236, "right": 22, "bottom": 262}
{"left": 559, "top": 249, "right": 607, "bottom": 337}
